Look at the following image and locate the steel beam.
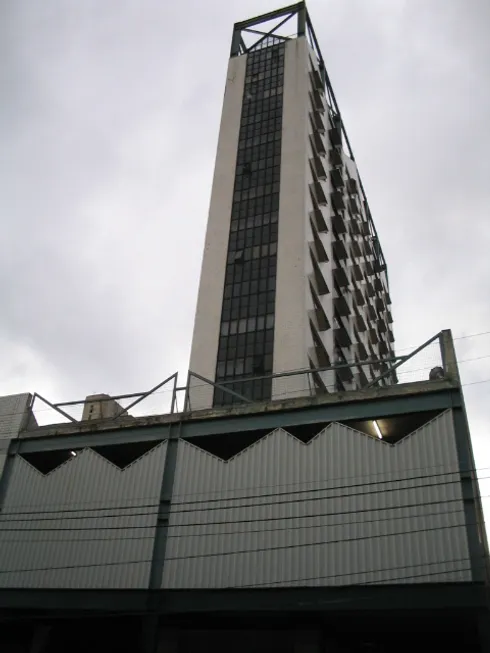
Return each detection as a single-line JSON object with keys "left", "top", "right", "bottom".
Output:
{"left": 234, "top": 3, "right": 302, "bottom": 31}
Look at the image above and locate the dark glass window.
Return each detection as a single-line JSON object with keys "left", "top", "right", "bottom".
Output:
{"left": 214, "top": 43, "right": 285, "bottom": 406}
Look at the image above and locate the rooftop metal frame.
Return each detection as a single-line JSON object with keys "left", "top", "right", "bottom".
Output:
{"left": 25, "top": 330, "right": 454, "bottom": 429}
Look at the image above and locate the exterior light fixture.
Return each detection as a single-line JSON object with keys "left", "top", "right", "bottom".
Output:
{"left": 373, "top": 421, "right": 383, "bottom": 439}
{"left": 70, "top": 451, "right": 77, "bottom": 457}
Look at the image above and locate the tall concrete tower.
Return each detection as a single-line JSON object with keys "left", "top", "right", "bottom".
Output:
{"left": 189, "top": 3, "right": 395, "bottom": 410}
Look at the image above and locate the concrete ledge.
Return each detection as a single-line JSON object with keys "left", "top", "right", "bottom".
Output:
{"left": 19, "top": 379, "right": 460, "bottom": 441}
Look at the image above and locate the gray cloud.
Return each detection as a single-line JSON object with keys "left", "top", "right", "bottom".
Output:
{"left": 1, "top": 0, "right": 489, "bottom": 485}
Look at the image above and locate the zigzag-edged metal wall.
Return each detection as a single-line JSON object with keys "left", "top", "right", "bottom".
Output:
{"left": 0, "top": 409, "right": 474, "bottom": 589}
{"left": 162, "top": 411, "right": 470, "bottom": 588}
{"left": 0, "top": 442, "right": 167, "bottom": 588}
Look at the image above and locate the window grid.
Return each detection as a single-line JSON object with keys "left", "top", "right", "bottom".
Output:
{"left": 214, "top": 44, "right": 285, "bottom": 407}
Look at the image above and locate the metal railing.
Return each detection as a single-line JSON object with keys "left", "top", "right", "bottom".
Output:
{"left": 24, "top": 330, "right": 455, "bottom": 430}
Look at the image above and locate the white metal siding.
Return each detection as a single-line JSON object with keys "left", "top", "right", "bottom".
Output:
{"left": 0, "top": 441, "right": 167, "bottom": 588}
{"left": 162, "top": 410, "right": 470, "bottom": 588}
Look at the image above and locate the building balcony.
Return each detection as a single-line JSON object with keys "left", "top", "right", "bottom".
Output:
{"left": 310, "top": 153, "right": 327, "bottom": 180}
{"left": 333, "top": 265, "right": 349, "bottom": 288}
{"left": 350, "top": 239, "right": 362, "bottom": 259}
{"left": 337, "top": 364, "right": 354, "bottom": 383}
{"left": 374, "top": 277, "right": 384, "bottom": 292}
{"left": 375, "top": 297, "right": 385, "bottom": 313}
{"left": 364, "top": 260, "right": 374, "bottom": 276}
{"left": 329, "top": 148, "right": 343, "bottom": 167}
{"left": 368, "top": 327, "right": 379, "bottom": 345}
{"left": 312, "top": 87, "right": 325, "bottom": 113}
{"left": 346, "top": 177, "right": 358, "bottom": 195}
{"left": 355, "top": 313, "right": 368, "bottom": 332}
{"left": 312, "top": 180, "right": 328, "bottom": 205}
{"left": 310, "top": 208, "right": 328, "bottom": 233}
{"left": 357, "top": 364, "right": 369, "bottom": 387}
{"left": 331, "top": 190, "right": 345, "bottom": 212}
{"left": 332, "top": 238, "right": 348, "bottom": 260}
{"left": 348, "top": 196, "right": 360, "bottom": 215}
{"left": 334, "top": 294, "right": 350, "bottom": 317}
{"left": 312, "top": 230, "right": 329, "bottom": 263}
{"left": 357, "top": 339, "right": 368, "bottom": 359}
{"left": 351, "top": 262, "right": 363, "bottom": 282}
{"left": 365, "top": 281, "right": 375, "bottom": 297}
{"left": 312, "top": 298, "right": 330, "bottom": 331}
{"left": 361, "top": 220, "right": 371, "bottom": 236}
{"left": 367, "top": 303, "right": 377, "bottom": 322}
{"left": 330, "top": 167, "right": 344, "bottom": 189}
{"left": 354, "top": 287, "right": 366, "bottom": 306}
{"left": 309, "top": 108, "right": 325, "bottom": 133}
{"left": 329, "top": 125, "right": 342, "bottom": 147}
{"left": 332, "top": 212, "right": 346, "bottom": 235}
{"left": 377, "top": 319, "right": 388, "bottom": 333}
{"left": 311, "top": 129, "right": 326, "bottom": 156}
{"left": 310, "top": 66, "right": 323, "bottom": 91}
{"left": 379, "top": 339, "right": 389, "bottom": 356}
{"left": 334, "top": 323, "right": 352, "bottom": 348}
{"left": 309, "top": 248, "right": 329, "bottom": 295}
{"left": 310, "top": 321, "right": 331, "bottom": 366}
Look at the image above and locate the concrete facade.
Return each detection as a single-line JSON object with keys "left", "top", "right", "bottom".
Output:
{"left": 188, "top": 54, "right": 247, "bottom": 411}
{"left": 189, "top": 21, "right": 394, "bottom": 411}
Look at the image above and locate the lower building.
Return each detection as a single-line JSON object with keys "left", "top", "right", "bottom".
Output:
{"left": 0, "top": 331, "right": 488, "bottom": 651}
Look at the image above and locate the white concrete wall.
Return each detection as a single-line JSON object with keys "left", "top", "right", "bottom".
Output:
{"left": 0, "top": 393, "right": 32, "bottom": 439}
{"left": 273, "top": 37, "right": 311, "bottom": 401}
{"left": 188, "top": 55, "right": 247, "bottom": 410}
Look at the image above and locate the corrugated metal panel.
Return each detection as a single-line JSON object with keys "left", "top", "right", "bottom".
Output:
{"left": 0, "top": 441, "right": 167, "bottom": 589}
{"left": 162, "top": 410, "right": 470, "bottom": 588}
{"left": 0, "top": 393, "right": 31, "bottom": 439}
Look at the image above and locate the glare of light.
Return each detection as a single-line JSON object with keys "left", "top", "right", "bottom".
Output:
{"left": 373, "top": 421, "right": 383, "bottom": 439}
{"left": 70, "top": 451, "right": 77, "bottom": 457}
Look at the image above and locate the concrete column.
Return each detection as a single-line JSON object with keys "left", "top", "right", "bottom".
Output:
{"left": 188, "top": 54, "right": 247, "bottom": 410}
{"left": 273, "top": 37, "right": 310, "bottom": 401}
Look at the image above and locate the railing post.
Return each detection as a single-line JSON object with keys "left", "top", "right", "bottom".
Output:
{"left": 439, "top": 329, "right": 460, "bottom": 384}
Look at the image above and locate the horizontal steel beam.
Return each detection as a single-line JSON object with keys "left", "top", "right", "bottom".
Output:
{"left": 234, "top": 2, "right": 302, "bottom": 31}
{"left": 17, "top": 385, "right": 462, "bottom": 452}
{"left": 0, "top": 583, "right": 485, "bottom": 614}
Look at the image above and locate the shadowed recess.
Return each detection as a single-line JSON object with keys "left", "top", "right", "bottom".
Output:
{"left": 91, "top": 440, "right": 164, "bottom": 469}
{"left": 19, "top": 450, "right": 74, "bottom": 475}
{"left": 340, "top": 410, "right": 443, "bottom": 443}
{"left": 19, "top": 441, "right": 164, "bottom": 475}
{"left": 184, "top": 428, "right": 274, "bottom": 461}
{"left": 285, "top": 422, "right": 330, "bottom": 443}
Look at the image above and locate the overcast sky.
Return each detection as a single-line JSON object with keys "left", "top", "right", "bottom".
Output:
{"left": 1, "top": 1, "right": 490, "bottom": 507}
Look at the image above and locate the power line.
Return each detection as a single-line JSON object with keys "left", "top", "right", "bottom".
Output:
{"left": 0, "top": 484, "right": 484, "bottom": 535}
{"left": 0, "top": 469, "right": 479, "bottom": 525}
{"left": 0, "top": 519, "right": 482, "bottom": 574}
{"left": 0, "top": 504, "right": 469, "bottom": 544}
{"left": 0, "top": 464, "right": 472, "bottom": 518}
{"left": 0, "top": 458, "right": 479, "bottom": 512}
{"left": 237, "top": 555, "right": 481, "bottom": 589}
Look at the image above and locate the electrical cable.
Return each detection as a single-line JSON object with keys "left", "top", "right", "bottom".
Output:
{"left": 0, "top": 492, "right": 482, "bottom": 534}
{"left": 0, "top": 519, "right": 483, "bottom": 575}
{"left": 0, "top": 504, "right": 470, "bottom": 544}
{"left": 0, "top": 469, "right": 481, "bottom": 525}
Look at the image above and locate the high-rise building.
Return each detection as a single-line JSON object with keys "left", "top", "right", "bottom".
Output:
{"left": 189, "top": 2, "right": 395, "bottom": 410}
